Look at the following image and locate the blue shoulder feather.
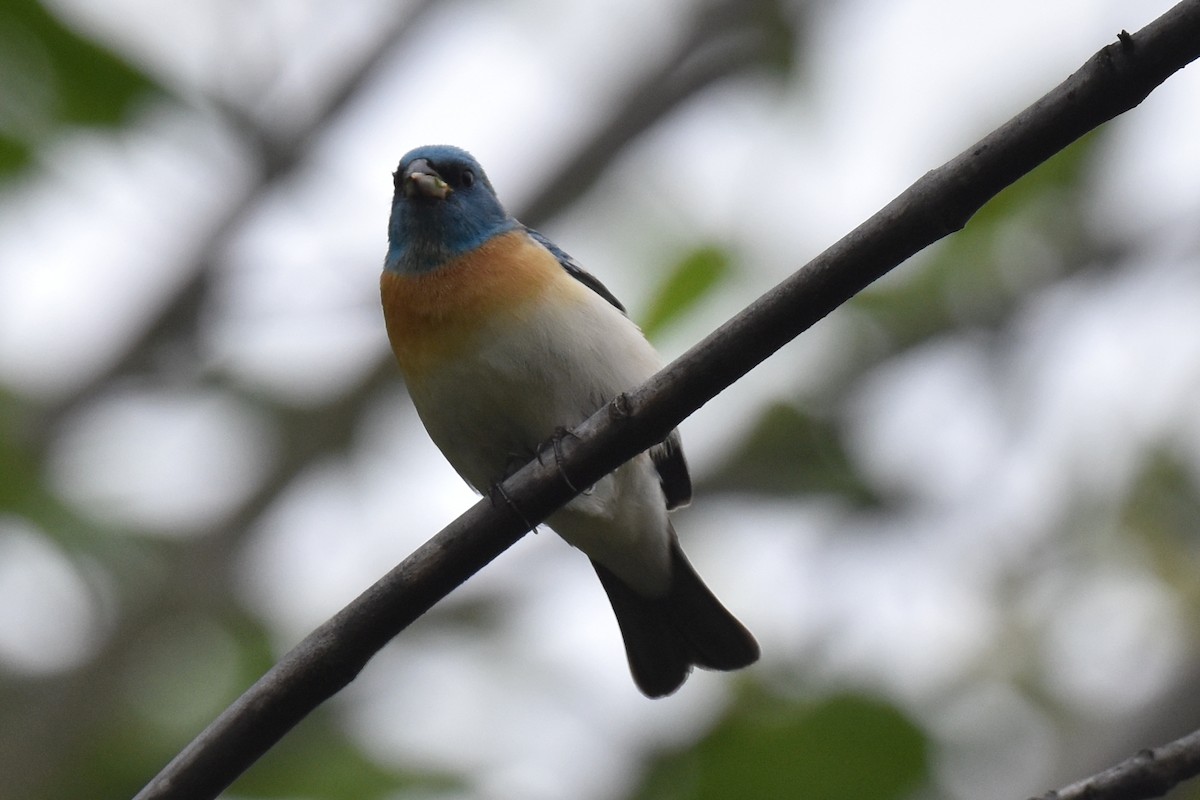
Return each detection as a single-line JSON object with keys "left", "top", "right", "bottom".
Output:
{"left": 524, "top": 226, "right": 627, "bottom": 314}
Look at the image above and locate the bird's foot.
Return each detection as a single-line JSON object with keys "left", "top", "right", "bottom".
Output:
{"left": 537, "top": 427, "right": 581, "bottom": 493}
{"left": 488, "top": 482, "right": 536, "bottom": 533}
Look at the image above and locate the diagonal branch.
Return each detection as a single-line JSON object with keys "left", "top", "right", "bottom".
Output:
{"left": 1032, "top": 728, "right": 1200, "bottom": 800}
{"left": 133, "top": 3, "right": 1200, "bottom": 799}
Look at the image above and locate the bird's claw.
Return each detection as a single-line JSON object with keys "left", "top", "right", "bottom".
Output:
{"left": 536, "top": 427, "right": 580, "bottom": 493}
{"left": 489, "top": 482, "right": 535, "bottom": 533}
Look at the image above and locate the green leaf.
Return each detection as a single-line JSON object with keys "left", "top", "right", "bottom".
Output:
{"left": 700, "top": 402, "right": 881, "bottom": 505}
{"left": 47, "top": 611, "right": 459, "bottom": 800}
{"left": 1122, "top": 448, "right": 1200, "bottom": 601}
{"left": 220, "top": 611, "right": 462, "bottom": 799}
{"left": 640, "top": 245, "right": 733, "bottom": 337}
{"left": 747, "top": 0, "right": 803, "bottom": 77}
{"left": 231, "top": 709, "right": 461, "bottom": 800}
{"left": 1123, "top": 449, "right": 1200, "bottom": 542}
{"left": 0, "top": 0, "right": 159, "bottom": 176}
{"left": 850, "top": 131, "right": 1100, "bottom": 347}
{"left": 636, "top": 692, "right": 929, "bottom": 800}
{"left": 0, "top": 393, "right": 68, "bottom": 522}
{"left": 0, "top": 392, "right": 121, "bottom": 550}
{"left": 0, "top": 133, "right": 31, "bottom": 173}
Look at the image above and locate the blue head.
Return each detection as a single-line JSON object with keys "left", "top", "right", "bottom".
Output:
{"left": 384, "top": 145, "right": 517, "bottom": 274}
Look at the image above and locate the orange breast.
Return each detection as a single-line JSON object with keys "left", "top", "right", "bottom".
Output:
{"left": 380, "top": 230, "right": 561, "bottom": 380}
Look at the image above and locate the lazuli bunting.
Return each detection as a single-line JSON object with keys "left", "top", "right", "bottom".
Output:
{"left": 381, "top": 145, "right": 758, "bottom": 697}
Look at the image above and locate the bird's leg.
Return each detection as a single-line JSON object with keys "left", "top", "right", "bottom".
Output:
{"left": 536, "top": 427, "right": 584, "bottom": 494}
{"left": 488, "top": 481, "right": 536, "bottom": 534}
{"left": 489, "top": 450, "right": 542, "bottom": 532}
{"left": 502, "top": 451, "right": 532, "bottom": 480}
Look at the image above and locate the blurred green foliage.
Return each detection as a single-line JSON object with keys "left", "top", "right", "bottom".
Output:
{"left": 635, "top": 692, "right": 928, "bottom": 800}
{"left": 231, "top": 712, "right": 459, "bottom": 800}
{"left": 0, "top": 393, "right": 38, "bottom": 512}
{"left": 0, "top": 392, "right": 86, "bottom": 539}
{"left": 641, "top": 245, "right": 734, "bottom": 338}
{"left": 1123, "top": 448, "right": 1200, "bottom": 604}
{"left": 0, "top": 0, "right": 158, "bottom": 174}
{"left": 701, "top": 402, "right": 881, "bottom": 506}
{"left": 851, "top": 132, "right": 1098, "bottom": 347}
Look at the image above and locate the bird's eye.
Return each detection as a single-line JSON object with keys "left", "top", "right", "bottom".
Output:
{"left": 460, "top": 169, "right": 475, "bottom": 188}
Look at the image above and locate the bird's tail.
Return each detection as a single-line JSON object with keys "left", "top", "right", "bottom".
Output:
{"left": 591, "top": 534, "right": 759, "bottom": 698}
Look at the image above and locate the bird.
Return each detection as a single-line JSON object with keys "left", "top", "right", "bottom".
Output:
{"left": 380, "top": 144, "right": 758, "bottom": 697}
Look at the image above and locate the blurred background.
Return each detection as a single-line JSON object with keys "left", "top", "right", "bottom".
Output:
{"left": 3, "top": 0, "right": 1200, "bottom": 798}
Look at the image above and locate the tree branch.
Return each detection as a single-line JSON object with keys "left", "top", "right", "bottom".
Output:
{"left": 133, "top": 3, "right": 1200, "bottom": 799}
{"left": 518, "top": 0, "right": 794, "bottom": 224}
{"left": 24, "top": 0, "right": 441, "bottom": 447}
{"left": 1032, "top": 728, "right": 1200, "bottom": 800}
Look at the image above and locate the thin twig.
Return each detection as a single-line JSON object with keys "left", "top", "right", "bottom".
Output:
{"left": 1032, "top": 728, "right": 1200, "bottom": 800}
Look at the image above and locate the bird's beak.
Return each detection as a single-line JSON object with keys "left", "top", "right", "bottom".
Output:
{"left": 401, "top": 159, "right": 452, "bottom": 200}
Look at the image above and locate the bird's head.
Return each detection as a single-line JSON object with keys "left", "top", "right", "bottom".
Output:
{"left": 384, "top": 145, "right": 516, "bottom": 274}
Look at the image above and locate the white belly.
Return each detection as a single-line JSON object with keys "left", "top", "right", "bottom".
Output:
{"left": 406, "top": 284, "right": 673, "bottom": 594}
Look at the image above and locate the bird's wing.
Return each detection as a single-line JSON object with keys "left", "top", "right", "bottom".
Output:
{"left": 524, "top": 226, "right": 626, "bottom": 313}
{"left": 523, "top": 224, "right": 691, "bottom": 508}
{"left": 651, "top": 432, "right": 692, "bottom": 510}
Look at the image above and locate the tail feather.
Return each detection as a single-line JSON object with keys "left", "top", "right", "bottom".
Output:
{"left": 591, "top": 538, "right": 759, "bottom": 698}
